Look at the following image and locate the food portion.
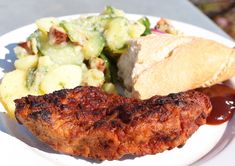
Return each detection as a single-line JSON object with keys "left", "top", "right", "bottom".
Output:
{"left": 15, "top": 86, "right": 211, "bottom": 160}
{"left": 0, "top": 6, "right": 149, "bottom": 117}
{"left": 0, "top": 70, "right": 29, "bottom": 114}
{"left": 197, "top": 84, "right": 235, "bottom": 125}
{"left": 118, "top": 33, "right": 235, "bottom": 99}
{"left": 1, "top": 6, "right": 234, "bottom": 161}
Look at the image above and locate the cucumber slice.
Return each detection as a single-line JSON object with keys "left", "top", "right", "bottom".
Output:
{"left": 101, "top": 6, "right": 125, "bottom": 17}
{"left": 82, "top": 31, "right": 105, "bottom": 59}
{"left": 104, "top": 17, "right": 130, "bottom": 54}
{"left": 128, "top": 21, "right": 145, "bottom": 38}
{"left": 27, "top": 67, "right": 48, "bottom": 95}
{"left": 74, "top": 15, "right": 112, "bottom": 32}
{"left": 39, "top": 43, "right": 84, "bottom": 65}
{"left": 27, "top": 30, "right": 48, "bottom": 55}
{"left": 36, "top": 17, "right": 58, "bottom": 33}
{"left": 104, "top": 17, "right": 146, "bottom": 55}
{"left": 138, "top": 17, "right": 151, "bottom": 36}
{"left": 62, "top": 21, "right": 105, "bottom": 59}
{"left": 100, "top": 54, "right": 111, "bottom": 82}
{"left": 61, "top": 21, "right": 87, "bottom": 44}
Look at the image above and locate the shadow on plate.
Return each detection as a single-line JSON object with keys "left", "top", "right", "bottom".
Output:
{"left": 0, "top": 112, "right": 140, "bottom": 163}
{"left": 0, "top": 43, "right": 17, "bottom": 73}
{"left": 0, "top": 112, "right": 57, "bottom": 154}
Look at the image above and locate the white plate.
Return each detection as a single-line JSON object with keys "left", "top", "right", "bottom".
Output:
{"left": 0, "top": 14, "right": 234, "bottom": 166}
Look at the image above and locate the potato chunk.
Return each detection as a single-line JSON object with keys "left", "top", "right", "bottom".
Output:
{"left": 0, "top": 70, "right": 29, "bottom": 117}
{"left": 14, "top": 55, "right": 38, "bottom": 71}
{"left": 40, "top": 65, "right": 82, "bottom": 93}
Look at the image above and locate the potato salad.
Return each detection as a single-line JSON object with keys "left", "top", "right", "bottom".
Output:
{"left": 0, "top": 6, "right": 150, "bottom": 117}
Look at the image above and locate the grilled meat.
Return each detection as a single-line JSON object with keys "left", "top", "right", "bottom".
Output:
{"left": 15, "top": 86, "right": 211, "bottom": 160}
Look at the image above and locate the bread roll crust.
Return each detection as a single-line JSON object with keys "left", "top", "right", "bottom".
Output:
{"left": 118, "top": 33, "right": 235, "bottom": 99}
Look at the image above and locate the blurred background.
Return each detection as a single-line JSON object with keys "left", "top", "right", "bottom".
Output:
{"left": 0, "top": 0, "right": 234, "bottom": 40}
{"left": 190, "top": 0, "right": 235, "bottom": 40}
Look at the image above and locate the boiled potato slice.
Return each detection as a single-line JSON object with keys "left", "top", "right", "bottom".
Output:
{"left": 40, "top": 65, "right": 82, "bottom": 93}
{"left": 0, "top": 70, "right": 29, "bottom": 117}
{"left": 80, "top": 63, "right": 88, "bottom": 73}
{"left": 83, "top": 69, "right": 104, "bottom": 87}
{"left": 14, "top": 46, "right": 28, "bottom": 59}
{"left": 38, "top": 56, "right": 54, "bottom": 67}
{"left": 14, "top": 55, "right": 38, "bottom": 71}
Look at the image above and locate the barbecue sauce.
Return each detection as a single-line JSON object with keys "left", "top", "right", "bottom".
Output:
{"left": 198, "top": 84, "right": 235, "bottom": 125}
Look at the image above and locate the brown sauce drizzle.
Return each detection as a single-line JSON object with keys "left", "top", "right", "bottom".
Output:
{"left": 198, "top": 84, "right": 235, "bottom": 125}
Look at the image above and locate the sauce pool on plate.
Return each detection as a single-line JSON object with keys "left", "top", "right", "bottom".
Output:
{"left": 198, "top": 84, "right": 235, "bottom": 125}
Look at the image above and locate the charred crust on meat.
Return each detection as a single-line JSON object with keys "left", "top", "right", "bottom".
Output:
{"left": 14, "top": 86, "right": 212, "bottom": 160}
{"left": 93, "top": 120, "right": 106, "bottom": 129}
{"left": 177, "top": 144, "right": 185, "bottom": 148}
{"left": 158, "top": 107, "right": 171, "bottom": 122}
{"left": 52, "top": 97, "right": 60, "bottom": 105}
{"left": 15, "top": 112, "right": 23, "bottom": 124}
{"left": 151, "top": 93, "right": 185, "bottom": 107}
{"left": 100, "top": 139, "right": 114, "bottom": 149}
{"left": 43, "top": 94, "right": 54, "bottom": 103}
{"left": 160, "top": 136, "right": 175, "bottom": 142}
{"left": 168, "top": 93, "right": 178, "bottom": 99}
{"left": 118, "top": 110, "right": 132, "bottom": 124}
{"left": 30, "top": 101, "right": 42, "bottom": 108}
{"left": 53, "top": 90, "right": 67, "bottom": 99}
{"left": 115, "top": 104, "right": 132, "bottom": 124}
{"left": 174, "top": 99, "right": 185, "bottom": 106}
{"left": 76, "top": 104, "right": 82, "bottom": 110}
{"left": 14, "top": 100, "right": 25, "bottom": 110}
{"left": 92, "top": 109, "right": 103, "bottom": 116}
{"left": 28, "top": 110, "right": 51, "bottom": 122}
{"left": 150, "top": 131, "right": 180, "bottom": 144}
{"left": 133, "top": 104, "right": 144, "bottom": 110}
{"left": 154, "top": 98, "right": 166, "bottom": 105}
{"left": 195, "top": 112, "right": 207, "bottom": 125}
{"left": 73, "top": 86, "right": 84, "bottom": 92}
{"left": 110, "top": 120, "right": 123, "bottom": 129}
{"left": 140, "top": 106, "right": 160, "bottom": 119}
{"left": 201, "top": 112, "right": 207, "bottom": 119}
{"left": 68, "top": 97, "right": 77, "bottom": 104}
{"left": 59, "top": 104, "right": 68, "bottom": 110}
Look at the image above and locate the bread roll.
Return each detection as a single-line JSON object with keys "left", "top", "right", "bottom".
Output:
{"left": 117, "top": 33, "right": 235, "bottom": 99}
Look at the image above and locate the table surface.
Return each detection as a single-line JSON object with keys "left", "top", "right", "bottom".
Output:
{"left": 0, "top": 0, "right": 232, "bottom": 39}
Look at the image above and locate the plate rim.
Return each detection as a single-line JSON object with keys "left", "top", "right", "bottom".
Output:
{"left": 0, "top": 13, "right": 234, "bottom": 166}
